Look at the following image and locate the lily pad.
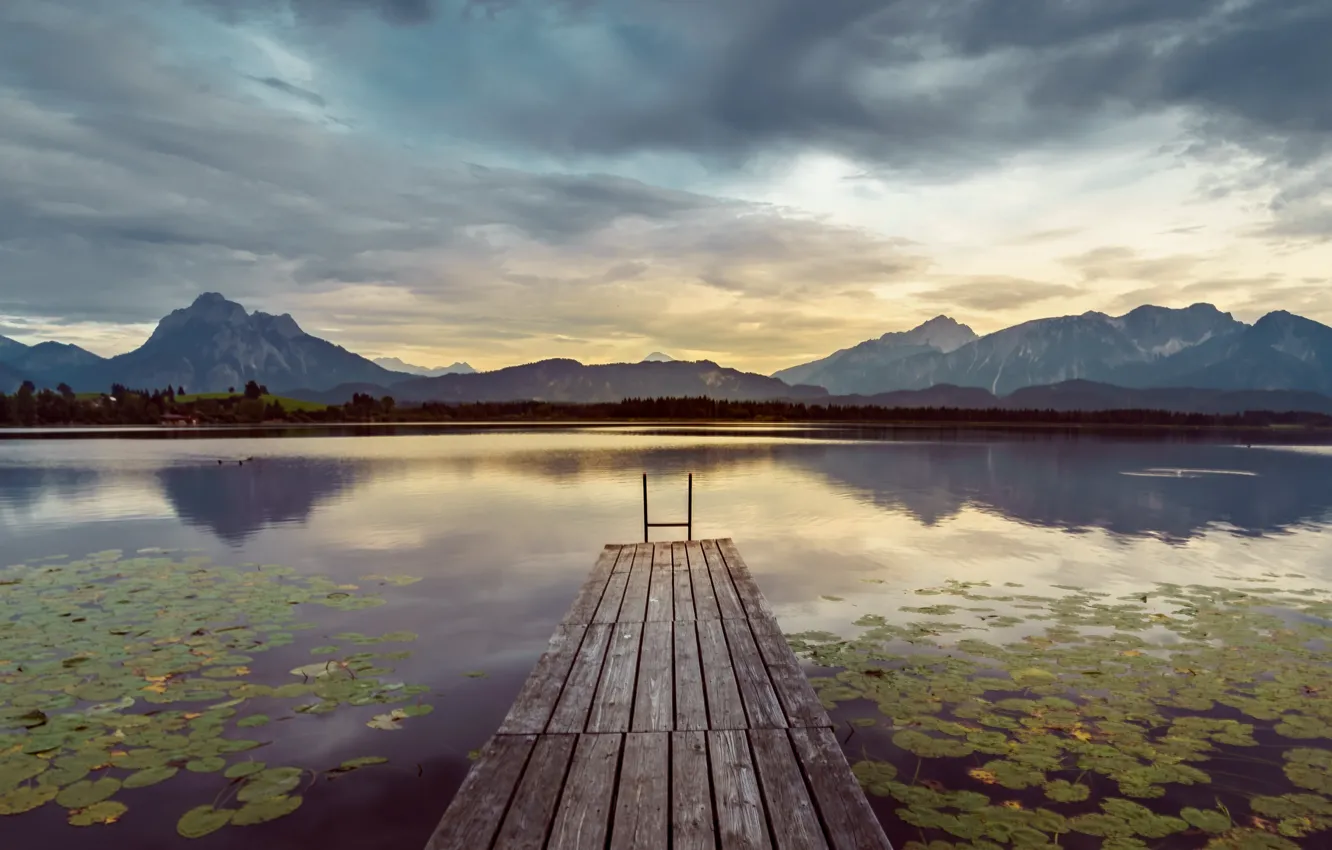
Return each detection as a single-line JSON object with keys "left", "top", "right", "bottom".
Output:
{"left": 68, "top": 800, "right": 127, "bottom": 826}
{"left": 232, "top": 794, "right": 303, "bottom": 826}
{"left": 177, "top": 805, "right": 233, "bottom": 838}
{"left": 237, "top": 767, "right": 305, "bottom": 803}
{"left": 0, "top": 784, "right": 59, "bottom": 815}
{"left": 55, "top": 778, "right": 121, "bottom": 809}
{"left": 123, "top": 766, "right": 178, "bottom": 789}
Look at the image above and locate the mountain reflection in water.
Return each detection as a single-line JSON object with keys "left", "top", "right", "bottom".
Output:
{"left": 2, "top": 429, "right": 1332, "bottom": 849}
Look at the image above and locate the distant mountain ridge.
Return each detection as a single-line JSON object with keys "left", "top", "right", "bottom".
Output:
{"left": 0, "top": 293, "right": 413, "bottom": 394}
{"left": 773, "top": 315, "right": 977, "bottom": 391}
{"left": 293, "top": 358, "right": 829, "bottom": 405}
{"left": 776, "top": 303, "right": 1332, "bottom": 397}
{"left": 7, "top": 294, "right": 1332, "bottom": 411}
{"left": 371, "top": 357, "right": 476, "bottom": 377}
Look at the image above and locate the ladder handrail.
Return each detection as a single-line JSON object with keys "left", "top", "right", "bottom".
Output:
{"left": 642, "top": 473, "right": 692, "bottom": 542}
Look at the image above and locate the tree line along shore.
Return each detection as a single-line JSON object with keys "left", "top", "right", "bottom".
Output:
{"left": 3, "top": 380, "right": 1332, "bottom": 431}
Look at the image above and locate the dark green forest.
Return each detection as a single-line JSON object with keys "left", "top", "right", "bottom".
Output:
{"left": 3, "top": 380, "right": 1332, "bottom": 429}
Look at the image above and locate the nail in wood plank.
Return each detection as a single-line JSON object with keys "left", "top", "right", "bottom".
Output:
{"left": 562, "top": 545, "right": 624, "bottom": 624}
{"left": 686, "top": 540, "right": 721, "bottom": 620}
{"left": 671, "top": 731, "right": 717, "bottom": 850}
{"left": 697, "top": 618, "right": 746, "bottom": 730}
{"left": 587, "top": 622, "right": 645, "bottom": 733}
{"left": 632, "top": 620, "right": 673, "bottom": 732}
{"left": 547, "top": 623, "right": 614, "bottom": 733}
{"left": 723, "top": 618, "right": 787, "bottom": 729}
{"left": 547, "top": 733, "right": 623, "bottom": 850}
{"left": 609, "top": 733, "right": 668, "bottom": 849}
{"left": 701, "top": 539, "right": 745, "bottom": 619}
{"left": 710, "top": 729, "right": 772, "bottom": 850}
{"left": 718, "top": 538, "right": 778, "bottom": 622}
{"left": 749, "top": 729, "right": 828, "bottom": 850}
{"left": 673, "top": 619, "right": 709, "bottom": 731}
{"left": 499, "top": 624, "right": 588, "bottom": 734}
{"left": 647, "top": 542, "right": 674, "bottom": 622}
{"left": 617, "top": 543, "right": 653, "bottom": 622}
{"left": 789, "top": 727, "right": 893, "bottom": 850}
{"left": 493, "top": 735, "right": 577, "bottom": 849}
{"left": 425, "top": 734, "right": 536, "bottom": 850}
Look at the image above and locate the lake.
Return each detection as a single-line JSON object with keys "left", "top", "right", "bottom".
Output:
{"left": 4, "top": 426, "right": 1332, "bottom": 848}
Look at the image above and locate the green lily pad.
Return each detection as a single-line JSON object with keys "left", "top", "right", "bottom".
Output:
{"left": 237, "top": 767, "right": 305, "bottom": 803}
{"left": 0, "top": 784, "right": 60, "bottom": 815}
{"left": 236, "top": 714, "right": 270, "bottom": 728}
{"left": 177, "top": 805, "right": 233, "bottom": 838}
{"left": 232, "top": 794, "right": 303, "bottom": 826}
{"left": 68, "top": 800, "right": 127, "bottom": 826}
{"left": 330, "top": 756, "right": 389, "bottom": 774}
{"left": 123, "top": 766, "right": 178, "bottom": 789}
{"left": 55, "top": 778, "right": 121, "bottom": 809}
{"left": 224, "top": 761, "right": 266, "bottom": 779}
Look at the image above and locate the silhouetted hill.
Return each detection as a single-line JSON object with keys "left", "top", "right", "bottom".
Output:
{"left": 293, "top": 359, "right": 829, "bottom": 405}
{"left": 56, "top": 294, "right": 410, "bottom": 393}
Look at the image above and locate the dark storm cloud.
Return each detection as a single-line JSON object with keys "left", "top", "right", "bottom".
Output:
{"left": 282, "top": 0, "right": 1327, "bottom": 177}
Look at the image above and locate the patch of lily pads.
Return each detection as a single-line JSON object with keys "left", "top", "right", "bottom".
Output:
{"left": 0, "top": 550, "right": 430, "bottom": 836}
{"left": 792, "top": 578, "right": 1332, "bottom": 849}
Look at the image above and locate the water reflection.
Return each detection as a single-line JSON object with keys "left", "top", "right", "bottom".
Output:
{"left": 4, "top": 432, "right": 1332, "bottom": 547}
{"left": 157, "top": 458, "right": 367, "bottom": 544}
{"left": 3, "top": 430, "right": 1332, "bottom": 849}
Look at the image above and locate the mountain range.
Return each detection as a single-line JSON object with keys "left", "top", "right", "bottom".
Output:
{"left": 371, "top": 357, "right": 476, "bottom": 377}
{"left": 773, "top": 304, "right": 1332, "bottom": 397}
{"left": 4, "top": 293, "right": 1332, "bottom": 412}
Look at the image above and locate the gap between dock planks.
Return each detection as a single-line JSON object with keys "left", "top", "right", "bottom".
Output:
{"left": 426, "top": 539, "right": 893, "bottom": 850}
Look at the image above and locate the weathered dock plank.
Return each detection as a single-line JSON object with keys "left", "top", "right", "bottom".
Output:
{"left": 610, "top": 733, "right": 669, "bottom": 849}
{"left": 647, "top": 542, "right": 674, "bottom": 622}
{"left": 424, "top": 539, "right": 890, "bottom": 850}
{"left": 426, "top": 734, "right": 535, "bottom": 850}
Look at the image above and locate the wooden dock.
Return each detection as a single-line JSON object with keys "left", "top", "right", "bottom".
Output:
{"left": 425, "top": 539, "right": 893, "bottom": 850}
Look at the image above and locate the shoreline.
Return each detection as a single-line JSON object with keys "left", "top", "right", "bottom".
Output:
{"left": 3, "top": 417, "right": 1332, "bottom": 442}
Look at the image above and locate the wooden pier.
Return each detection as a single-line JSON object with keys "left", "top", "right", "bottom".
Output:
{"left": 425, "top": 539, "right": 893, "bottom": 850}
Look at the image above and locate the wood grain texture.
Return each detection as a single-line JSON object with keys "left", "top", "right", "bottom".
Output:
{"left": 750, "top": 729, "right": 828, "bottom": 850}
{"left": 686, "top": 540, "right": 721, "bottom": 620}
{"left": 672, "top": 540, "right": 688, "bottom": 570}
{"left": 493, "top": 735, "right": 577, "bottom": 850}
{"left": 498, "top": 624, "right": 588, "bottom": 734}
{"left": 563, "top": 545, "right": 623, "bottom": 624}
{"left": 673, "top": 619, "right": 709, "bottom": 732}
{"left": 701, "top": 539, "right": 745, "bottom": 619}
{"left": 547, "top": 733, "right": 623, "bottom": 850}
{"left": 593, "top": 572, "right": 630, "bottom": 625}
{"left": 547, "top": 623, "right": 613, "bottom": 733}
{"left": 609, "top": 733, "right": 669, "bottom": 850}
{"left": 789, "top": 727, "right": 893, "bottom": 850}
{"left": 632, "top": 620, "right": 674, "bottom": 732}
{"left": 710, "top": 729, "right": 772, "bottom": 850}
{"left": 647, "top": 542, "right": 674, "bottom": 622}
{"left": 673, "top": 562, "right": 696, "bottom": 622}
{"left": 753, "top": 631, "right": 832, "bottom": 728}
{"left": 672, "top": 731, "right": 717, "bottom": 850}
{"left": 697, "top": 618, "right": 747, "bottom": 729}
{"left": 717, "top": 538, "right": 778, "bottom": 622}
{"left": 723, "top": 618, "right": 787, "bottom": 729}
{"left": 425, "top": 734, "right": 536, "bottom": 850}
{"left": 617, "top": 543, "right": 653, "bottom": 622}
{"left": 586, "top": 622, "right": 644, "bottom": 733}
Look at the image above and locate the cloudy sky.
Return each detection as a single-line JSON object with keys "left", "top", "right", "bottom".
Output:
{"left": 1, "top": 0, "right": 1329, "bottom": 373}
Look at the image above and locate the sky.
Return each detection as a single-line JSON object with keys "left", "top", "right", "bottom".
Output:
{"left": 0, "top": 0, "right": 1329, "bottom": 374}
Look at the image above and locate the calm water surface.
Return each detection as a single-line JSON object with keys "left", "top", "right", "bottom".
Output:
{"left": 4, "top": 427, "right": 1332, "bottom": 848}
